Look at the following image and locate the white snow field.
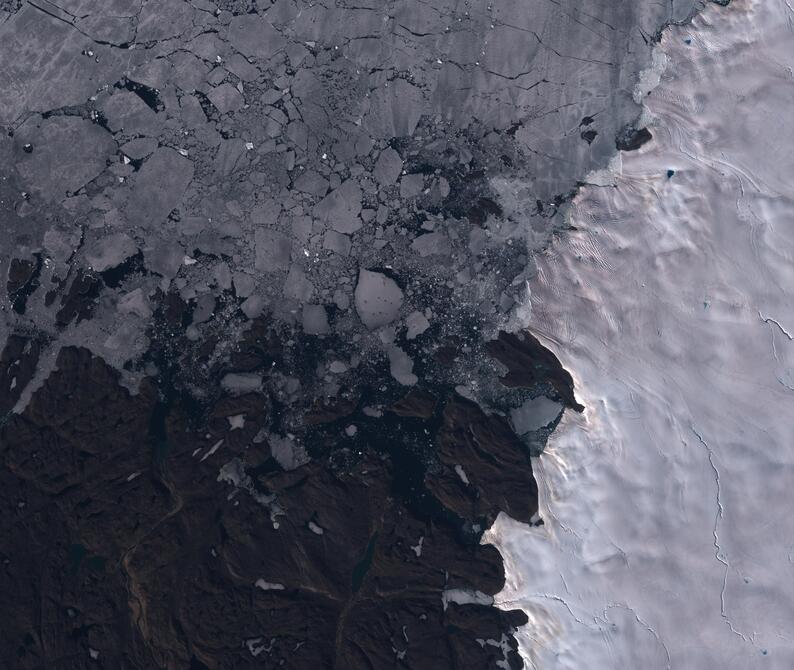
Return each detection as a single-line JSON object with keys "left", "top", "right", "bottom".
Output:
{"left": 485, "top": 1, "right": 794, "bottom": 668}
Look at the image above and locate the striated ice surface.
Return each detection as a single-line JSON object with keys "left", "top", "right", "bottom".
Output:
{"left": 486, "top": 1, "right": 794, "bottom": 668}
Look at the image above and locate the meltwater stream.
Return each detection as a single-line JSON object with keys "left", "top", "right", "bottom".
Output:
{"left": 486, "top": 1, "right": 794, "bottom": 668}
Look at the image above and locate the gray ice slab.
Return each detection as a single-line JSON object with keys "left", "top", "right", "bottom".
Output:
{"left": 120, "top": 138, "right": 159, "bottom": 161}
{"left": 411, "top": 232, "right": 451, "bottom": 258}
{"left": 136, "top": 0, "right": 195, "bottom": 41}
{"left": 0, "top": 5, "right": 126, "bottom": 124}
{"left": 509, "top": 396, "right": 562, "bottom": 435}
{"left": 101, "top": 91, "right": 161, "bottom": 135}
{"left": 294, "top": 170, "right": 330, "bottom": 197}
{"left": 269, "top": 434, "right": 310, "bottom": 471}
{"left": 313, "top": 179, "right": 363, "bottom": 234}
{"left": 226, "top": 14, "right": 286, "bottom": 60}
{"left": 373, "top": 148, "right": 404, "bottom": 186}
{"left": 302, "top": 304, "right": 330, "bottom": 335}
{"left": 207, "top": 83, "right": 245, "bottom": 114}
{"left": 399, "top": 174, "right": 424, "bottom": 199}
{"left": 15, "top": 116, "right": 116, "bottom": 201}
{"left": 221, "top": 373, "right": 263, "bottom": 395}
{"left": 354, "top": 270, "right": 403, "bottom": 330}
{"left": 322, "top": 231, "right": 352, "bottom": 257}
{"left": 233, "top": 272, "right": 256, "bottom": 298}
{"left": 143, "top": 240, "right": 184, "bottom": 279}
{"left": 126, "top": 148, "right": 194, "bottom": 228}
{"left": 283, "top": 265, "right": 315, "bottom": 302}
{"left": 251, "top": 200, "right": 282, "bottom": 226}
{"left": 44, "top": 228, "right": 81, "bottom": 266}
{"left": 405, "top": 311, "right": 430, "bottom": 340}
{"left": 117, "top": 289, "right": 152, "bottom": 319}
{"left": 363, "top": 79, "right": 423, "bottom": 138}
{"left": 255, "top": 229, "right": 292, "bottom": 272}
{"left": 241, "top": 295, "right": 266, "bottom": 319}
{"left": 85, "top": 232, "right": 138, "bottom": 272}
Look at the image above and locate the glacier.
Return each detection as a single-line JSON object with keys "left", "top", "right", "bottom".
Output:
{"left": 486, "top": 1, "right": 794, "bottom": 667}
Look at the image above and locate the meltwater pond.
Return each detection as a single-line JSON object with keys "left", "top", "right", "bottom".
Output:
{"left": 486, "top": 1, "right": 794, "bottom": 668}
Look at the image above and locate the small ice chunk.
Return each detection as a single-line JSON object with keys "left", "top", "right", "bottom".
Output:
{"left": 354, "top": 270, "right": 403, "bottom": 329}
{"left": 308, "top": 521, "right": 324, "bottom": 535}
{"left": 245, "top": 637, "right": 269, "bottom": 657}
{"left": 191, "top": 293, "right": 216, "bottom": 325}
{"left": 454, "top": 464, "right": 470, "bottom": 485}
{"left": 255, "top": 579, "right": 285, "bottom": 591}
{"left": 329, "top": 360, "right": 348, "bottom": 373}
{"left": 411, "top": 536, "right": 424, "bottom": 557}
{"left": 379, "top": 326, "right": 396, "bottom": 345}
{"left": 228, "top": 414, "right": 246, "bottom": 430}
{"left": 200, "top": 439, "right": 225, "bottom": 462}
{"left": 405, "top": 311, "right": 430, "bottom": 339}
{"left": 345, "top": 424, "right": 357, "bottom": 437}
{"left": 302, "top": 304, "right": 329, "bottom": 335}
{"left": 333, "top": 289, "right": 350, "bottom": 310}
{"left": 214, "top": 262, "right": 232, "bottom": 290}
{"left": 221, "top": 373, "right": 262, "bottom": 394}
{"left": 217, "top": 458, "right": 246, "bottom": 487}
{"left": 387, "top": 345, "right": 418, "bottom": 386}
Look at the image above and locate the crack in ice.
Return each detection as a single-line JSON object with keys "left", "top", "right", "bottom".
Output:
{"left": 500, "top": 593, "right": 594, "bottom": 630}
{"left": 600, "top": 603, "right": 671, "bottom": 670}
{"left": 691, "top": 425, "right": 751, "bottom": 643}
{"left": 759, "top": 311, "right": 794, "bottom": 341}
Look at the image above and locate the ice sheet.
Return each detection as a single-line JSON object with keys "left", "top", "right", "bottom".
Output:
{"left": 485, "top": 1, "right": 794, "bottom": 667}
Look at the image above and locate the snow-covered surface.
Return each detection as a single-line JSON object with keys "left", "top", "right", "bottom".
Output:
{"left": 485, "top": 1, "right": 794, "bottom": 667}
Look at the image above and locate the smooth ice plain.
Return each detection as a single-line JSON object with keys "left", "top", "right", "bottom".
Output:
{"left": 486, "top": 1, "right": 794, "bottom": 668}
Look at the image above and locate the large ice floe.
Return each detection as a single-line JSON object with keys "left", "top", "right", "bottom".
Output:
{"left": 486, "top": 1, "right": 794, "bottom": 668}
